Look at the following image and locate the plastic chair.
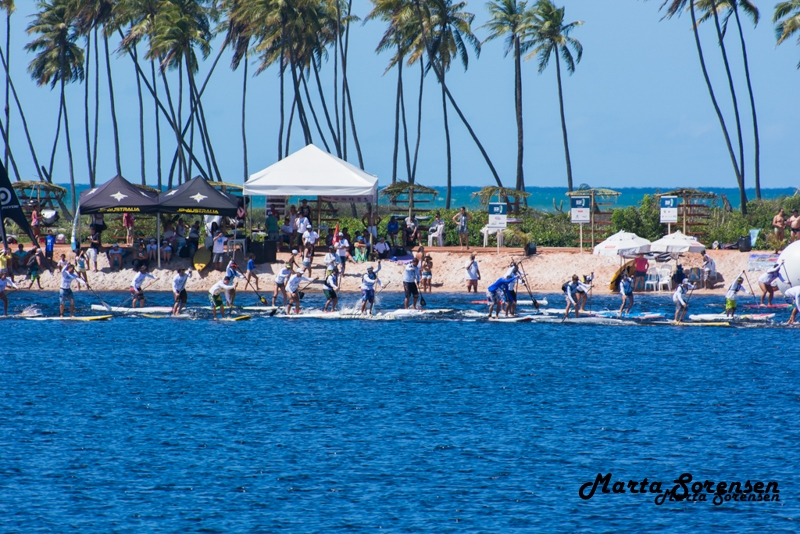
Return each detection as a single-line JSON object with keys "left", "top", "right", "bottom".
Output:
{"left": 644, "top": 267, "right": 660, "bottom": 292}
{"left": 481, "top": 226, "right": 504, "bottom": 247}
{"left": 658, "top": 268, "right": 673, "bottom": 291}
{"left": 428, "top": 224, "right": 444, "bottom": 247}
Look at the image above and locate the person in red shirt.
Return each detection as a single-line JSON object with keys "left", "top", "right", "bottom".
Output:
{"left": 633, "top": 254, "right": 649, "bottom": 292}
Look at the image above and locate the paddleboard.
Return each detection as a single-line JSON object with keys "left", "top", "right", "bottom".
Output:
{"left": 392, "top": 308, "right": 453, "bottom": 316}
{"left": 471, "top": 299, "right": 548, "bottom": 306}
{"left": 142, "top": 314, "right": 193, "bottom": 319}
{"left": 91, "top": 305, "right": 174, "bottom": 314}
{"left": 488, "top": 315, "right": 534, "bottom": 323}
{"left": 609, "top": 260, "right": 635, "bottom": 292}
{"left": 594, "top": 311, "right": 665, "bottom": 321}
{"left": 201, "top": 305, "right": 279, "bottom": 312}
{"left": 689, "top": 313, "right": 775, "bottom": 322}
{"left": 193, "top": 247, "right": 212, "bottom": 272}
{"left": 672, "top": 321, "right": 730, "bottom": 327}
{"left": 219, "top": 315, "right": 252, "bottom": 321}
{"left": 742, "top": 303, "right": 790, "bottom": 309}
{"left": 27, "top": 315, "right": 113, "bottom": 322}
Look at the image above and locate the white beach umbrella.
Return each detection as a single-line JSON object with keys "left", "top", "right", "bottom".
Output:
{"left": 649, "top": 231, "right": 706, "bottom": 254}
{"left": 593, "top": 230, "right": 651, "bottom": 257}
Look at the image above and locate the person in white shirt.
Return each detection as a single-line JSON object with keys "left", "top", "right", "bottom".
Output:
{"left": 360, "top": 263, "right": 383, "bottom": 315}
{"left": 403, "top": 259, "right": 421, "bottom": 310}
{"left": 60, "top": 264, "right": 88, "bottom": 317}
{"left": 503, "top": 262, "right": 520, "bottom": 316}
{"left": 130, "top": 265, "right": 158, "bottom": 308}
{"left": 172, "top": 267, "right": 192, "bottom": 316}
{"left": 286, "top": 269, "right": 317, "bottom": 315}
{"left": 375, "top": 237, "right": 391, "bottom": 259}
{"left": 785, "top": 286, "right": 800, "bottom": 324}
{"left": 212, "top": 231, "right": 228, "bottom": 270}
{"left": 323, "top": 266, "right": 340, "bottom": 313}
{"left": 464, "top": 254, "right": 481, "bottom": 293}
{"left": 335, "top": 232, "right": 351, "bottom": 275}
{"left": 108, "top": 244, "right": 123, "bottom": 270}
{"left": 56, "top": 253, "right": 70, "bottom": 272}
{"left": 295, "top": 215, "right": 310, "bottom": 248}
{"left": 724, "top": 276, "right": 750, "bottom": 318}
{"left": 701, "top": 252, "right": 716, "bottom": 289}
{"left": 758, "top": 263, "right": 786, "bottom": 306}
{"left": 0, "top": 271, "right": 19, "bottom": 316}
{"left": 323, "top": 246, "right": 337, "bottom": 276}
{"left": 302, "top": 225, "right": 319, "bottom": 255}
{"left": 208, "top": 276, "right": 237, "bottom": 320}
{"left": 272, "top": 263, "right": 293, "bottom": 306}
{"left": 672, "top": 278, "right": 695, "bottom": 323}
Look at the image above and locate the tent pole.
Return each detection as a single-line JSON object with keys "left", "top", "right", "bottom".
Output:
{"left": 157, "top": 213, "right": 161, "bottom": 269}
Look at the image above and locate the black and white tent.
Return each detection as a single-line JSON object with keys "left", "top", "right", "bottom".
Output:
{"left": 157, "top": 176, "right": 239, "bottom": 216}
{"left": 78, "top": 175, "right": 159, "bottom": 214}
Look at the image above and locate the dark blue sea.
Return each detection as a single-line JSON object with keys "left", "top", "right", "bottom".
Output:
{"left": 2, "top": 290, "right": 799, "bottom": 532}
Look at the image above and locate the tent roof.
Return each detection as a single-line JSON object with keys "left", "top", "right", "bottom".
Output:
{"left": 244, "top": 144, "right": 378, "bottom": 201}
{"left": 158, "top": 176, "right": 240, "bottom": 216}
{"left": 79, "top": 175, "right": 159, "bottom": 214}
{"left": 593, "top": 230, "right": 651, "bottom": 257}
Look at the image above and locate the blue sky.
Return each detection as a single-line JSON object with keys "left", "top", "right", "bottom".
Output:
{"left": 5, "top": 0, "right": 800, "bottom": 190}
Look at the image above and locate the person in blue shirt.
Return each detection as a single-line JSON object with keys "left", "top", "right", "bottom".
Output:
{"left": 45, "top": 230, "right": 56, "bottom": 261}
{"left": 486, "top": 275, "right": 517, "bottom": 318}
{"left": 619, "top": 274, "right": 634, "bottom": 315}
{"left": 387, "top": 217, "right": 399, "bottom": 246}
{"left": 225, "top": 260, "right": 245, "bottom": 307}
{"left": 245, "top": 253, "right": 259, "bottom": 291}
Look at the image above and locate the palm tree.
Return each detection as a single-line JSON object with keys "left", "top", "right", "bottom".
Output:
{"left": 661, "top": 0, "right": 746, "bottom": 214}
{"left": 774, "top": 1, "right": 800, "bottom": 62}
{"left": 223, "top": 0, "right": 253, "bottom": 182}
{"left": 526, "top": 0, "right": 582, "bottom": 192}
{"left": 482, "top": 0, "right": 532, "bottom": 198}
{"left": 697, "top": 0, "right": 760, "bottom": 199}
{"left": 26, "top": 0, "right": 84, "bottom": 214}
{"left": 1, "top": 0, "right": 14, "bottom": 177}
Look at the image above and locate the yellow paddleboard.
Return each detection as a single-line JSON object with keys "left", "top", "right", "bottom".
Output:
{"left": 609, "top": 260, "right": 635, "bottom": 292}
{"left": 221, "top": 315, "right": 252, "bottom": 322}
{"left": 193, "top": 246, "right": 212, "bottom": 272}
{"left": 27, "top": 315, "right": 113, "bottom": 321}
{"left": 671, "top": 321, "right": 729, "bottom": 327}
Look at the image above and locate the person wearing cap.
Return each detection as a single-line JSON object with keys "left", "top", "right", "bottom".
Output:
{"left": 503, "top": 261, "right": 521, "bottom": 316}
{"left": 672, "top": 278, "right": 695, "bottom": 323}
{"left": 487, "top": 273, "right": 518, "bottom": 318}
{"left": 789, "top": 209, "right": 800, "bottom": 242}
{"left": 132, "top": 242, "right": 149, "bottom": 271}
{"left": 576, "top": 273, "right": 594, "bottom": 312}
{"left": 286, "top": 268, "right": 317, "bottom": 315}
{"left": 335, "top": 232, "right": 351, "bottom": 275}
{"left": 59, "top": 264, "right": 88, "bottom": 317}
{"left": 130, "top": 265, "right": 158, "bottom": 308}
{"left": 323, "top": 265, "right": 340, "bottom": 312}
{"left": 465, "top": 254, "right": 481, "bottom": 292}
{"left": 360, "top": 262, "right": 383, "bottom": 315}
{"left": 302, "top": 224, "right": 319, "bottom": 258}
{"left": 619, "top": 273, "right": 634, "bottom": 315}
{"left": 172, "top": 267, "right": 192, "bottom": 316}
{"left": 108, "top": 243, "right": 124, "bottom": 270}
{"left": 272, "top": 263, "right": 293, "bottom": 306}
{"left": 353, "top": 233, "right": 368, "bottom": 262}
{"left": 403, "top": 258, "right": 421, "bottom": 310}
{"left": 225, "top": 259, "right": 245, "bottom": 307}
{"left": 323, "top": 245, "right": 337, "bottom": 276}
{"left": 758, "top": 262, "right": 786, "bottom": 305}
{"left": 245, "top": 253, "right": 260, "bottom": 292}
{"left": 724, "top": 276, "right": 750, "bottom": 318}
{"left": 0, "top": 270, "right": 19, "bottom": 316}
{"left": 147, "top": 238, "right": 158, "bottom": 262}
{"left": 160, "top": 240, "right": 173, "bottom": 263}
{"left": 208, "top": 275, "right": 237, "bottom": 320}
{"left": 563, "top": 275, "right": 584, "bottom": 319}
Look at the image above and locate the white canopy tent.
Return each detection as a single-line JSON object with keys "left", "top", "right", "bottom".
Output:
{"left": 650, "top": 231, "right": 706, "bottom": 254}
{"left": 244, "top": 144, "right": 378, "bottom": 202}
{"left": 593, "top": 230, "right": 651, "bottom": 257}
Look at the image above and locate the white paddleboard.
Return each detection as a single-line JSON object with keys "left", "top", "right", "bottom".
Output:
{"left": 689, "top": 313, "right": 774, "bottom": 322}
{"left": 91, "top": 305, "right": 174, "bottom": 314}
{"left": 27, "top": 315, "right": 113, "bottom": 322}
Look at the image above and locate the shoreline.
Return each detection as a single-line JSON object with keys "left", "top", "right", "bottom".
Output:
{"left": 18, "top": 245, "right": 769, "bottom": 296}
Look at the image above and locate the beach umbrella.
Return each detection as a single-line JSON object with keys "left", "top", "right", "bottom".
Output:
{"left": 593, "top": 230, "right": 651, "bottom": 257}
{"left": 649, "top": 231, "right": 706, "bottom": 254}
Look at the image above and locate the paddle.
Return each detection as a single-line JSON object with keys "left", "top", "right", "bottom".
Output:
{"left": 297, "top": 280, "right": 317, "bottom": 300}
{"left": 235, "top": 265, "right": 269, "bottom": 306}
{"left": 88, "top": 286, "right": 113, "bottom": 312}
{"left": 115, "top": 277, "right": 158, "bottom": 309}
{"left": 517, "top": 262, "right": 539, "bottom": 310}
{"left": 741, "top": 270, "right": 758, "bottom": 305}
{"left": 415, "top": 281, "right": 426, "bottom": 308}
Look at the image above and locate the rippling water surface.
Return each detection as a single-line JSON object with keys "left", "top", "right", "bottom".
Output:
{"left": 1, "top": 291, "right": 799, "bottom": 532}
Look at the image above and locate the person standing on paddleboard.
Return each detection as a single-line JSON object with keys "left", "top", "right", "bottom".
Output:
{"left": 619, "top": 274, "right": 634, "bottom": 315}
{"left": 286, "top": 269, "right": 317, "bottom": 316}
{"left": 785, "top": 286, "right": 800, "bottom": 325}
{"left": 403, "top": 259, "right": 421, "bottom": 310}
{"left": 503, "top": 262, "right": 522, "bottom": 316}
{"left": 673, "top": 279, "right": 695, "bottom": 323}
{"left": 323, "top": 266, "right": 340, "bottom": 313}
{"left": 272, "top": 263, "right": 292, "bottom": 306}
{"left": 486, "top": 275, "right": 517, "bottom": 319}
{"left": 564, "top": 275, "right": 583, "bottom": 319}
{"left": 758, "top": 264, "right": 785, "bottom": 306}
{"left": 360, "top": 264, "right": 383, "bottom": 316}
{"left": 131, "top": 265, "right": 157, "bottom": 308}
{"left": 465, "top": 254, "right": 481, "bottom": 293}
{"left": 724, "top": 277, "right": 751, "bottom": 319}
{"left": 0, "top": 271, "right": 19, "bottom": 316}
{"left": 209, "top": 276, "right": 237, "bottom": 320}
{"left": 225, "top": 260, "right": 244, "bottom": 308}
{"left": 172, "top": 267, "right": 192, "bottom": 316}
{"left": 60, "top": 264, "right": 88, "bottom": 317}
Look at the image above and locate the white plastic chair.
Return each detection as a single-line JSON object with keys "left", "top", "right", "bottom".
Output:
{"left": 428, "top": 223, "right": 445, "bottom": 247}
{"left": 644, "top": 267, "right": 660, "bottom": 292}
{"left": 481, "top": 226, "right": 504, "bottom": 247}
{"left": 658, "top": 268, "right": 673, "bottom": 291}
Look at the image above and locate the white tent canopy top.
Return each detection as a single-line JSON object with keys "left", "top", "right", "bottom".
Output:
{"left": 244, "top": 144, "right": 378, "bottom": 202}
{"left": 649, "top": 230, "right": 706, "bottom": 254}
{"left": 593, "top": 230, "right": 651, "bottom": 257}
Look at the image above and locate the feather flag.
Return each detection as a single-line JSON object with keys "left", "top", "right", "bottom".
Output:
{"left": 331, "top": 222, "right": 340, "bottom": 245}
{"left": 0, "top": 162, "right": 37, "bottom": 248}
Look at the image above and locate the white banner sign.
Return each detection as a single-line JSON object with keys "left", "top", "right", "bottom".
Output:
{"left": 488, "top": 202, "right": 507, "bottom": 229}
{"left": 570, "top": 196, "right": 591, "bottom": 223}
{"left": 660, "top": 196, "right": 678, "bottom": 224}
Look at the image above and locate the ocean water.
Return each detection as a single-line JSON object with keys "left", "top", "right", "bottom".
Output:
{"left": 2, "top": 290, "right": 799, "bottom": 532}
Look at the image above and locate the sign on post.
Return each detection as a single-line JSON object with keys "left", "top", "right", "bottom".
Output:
{"left": 660, "top": 196, "right": 678, "bottom": 224}
{"left": 570, "top": 196, "right": 591, "bottom": 223}
{"left": 488, "top": 202, "right": 507, "bottom": 229}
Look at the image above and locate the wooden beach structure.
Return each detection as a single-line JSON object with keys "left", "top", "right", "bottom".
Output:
{"left": 566, "top": 187, "right": 621, "bottom": 249}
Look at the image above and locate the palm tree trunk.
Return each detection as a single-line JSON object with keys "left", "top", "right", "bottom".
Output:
{"left": 285, "top": 28, "right": 311, "bottom": 145}
{"left": 180, "top": 61, "right": 186, "bottom": 183}
{"left": 0, "top": 45, "right": 45, "bottom": 182}
{"left": 48, "top": 96, "right": 63, "bottom": 182}
{"left": 733, "top": 6, "right": 760, "bottom": 199}
{"left": 104, "top": 32, "right": 122, "bottom": 176}
{"left": 278, "top": 56, "right": 284, "bottom": 160}
{"left": 191, "top": 75, "right": 221, "bottom": 181}
{"left": 342, "top": 0, "right": 364, "bottom": 168}
{"left": 399, "top": 60, "right": 413, "bottom": 182}
{"left": 161, "top": 67, "right": 188, "bottom": 187}
{"left": 83, "top": 33, "right": 93, "bottom": 187}
{"left": 334, "top": 0, "right": 341, "bottom": 154}
{"left": 61, "top": 80, "right": 76, "bottom": 215}
{"left": 709, "top": 1, "right": 745, "bottom": 197}
{"left": 242, "top": 58, "right": 248, "bottom": 182}
{"left": 3, "top": 10, "right": 10, "bottom": 177}
{"left": 392, "top": 59, "right": 402, "bottom": 184}
{"left": 92, "top": 28, "right": 99, "bottom": 181}
{"left": 285, "top": 93, "right": 297, "bottom": 157}
{"left": 0, "top": 114, "right": 20, "bottom": 181}
{"left": 554, "top": 47, "right": 573, "bottom": 192}
{"left": 152, "top": 60, "right": 162, "bottom": 189}
{"left": 135, "top": 45, "right": 146, "bottom": 185}
{"left": 311, "top": 52, "right": 340, "bottom": 154}
{"left": 688, "top": 1, "right": 745, "bottom": 213}
{"left": 301, "top": 72, "right": 330, "bottom": 151}
{"left": 441, "top": 74, "right": 452, "bottom": 209}
{"left": 411, "top": 60, "right": 424, "bottom": 184}
{"left": 514, "top": 36, "right": 525, "bottom": 201}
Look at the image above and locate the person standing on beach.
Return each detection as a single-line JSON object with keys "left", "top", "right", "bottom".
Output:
{"left": 362, "top": 208, "right": 381, "bottom": 246}
{"left": 123, "top": 212, "right": 135, "bottom": 245}
{"left": 88, "top": 226, "right": 101, "bottom": 273}
{"left": 172, "top": 267, "right": 192, "bottom": 316}
{"left": 789, "top": 209, "right": 800, "bottom": 242}
{"left": 619, "top": 274, "right": 634, "bottom": 314}
{"left": 453, "top": 207, "right": 469, "bottom": 250}
{"left": 212, "top": 231, "right": 228, "bottom": 271}
{"left": 26, "top": 249, "right": 43, "bottom": 290}
{"left": 360, "top": 264, "right": 383, "bottom": 316}
{"left": 59, "top": 264, "right": 88, "bottom": 317}
{"left": 773, "top": 208, "right": 786, "bottom": 244}
{"left": 208, "top": 276, "right": 237, "bottom": 320}
{"left": 758, "top": 263, "right": 785, "bottom": 305}
{"left": 335, "top": 232, "right": 351, "bottom": 275}
{"left": 131, "top": 265, "right": 157, "bottom": 308}
{"left": 724, "top": 276, "right": 750, "bottom": 318}
{"left": 0, "top": 271, "right": 19, "bottom": 316}
{"left": 633, "top": 254, "right": 649, "bottom": 291}
{"left": 672, "top": 279, "right": 694, "bottom": 323}
{"left": 465, "top": 254, "right": 481, "bottom": 292}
